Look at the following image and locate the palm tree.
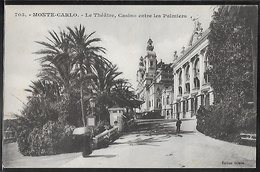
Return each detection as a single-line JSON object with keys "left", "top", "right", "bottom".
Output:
{"left": 66, "top": 25, "right": 106, "bottom": 127}
{"left": 25, "top": 79, "right": 60, "bottom": 121}
{"left": 91, "top": 59, "right": 122, "bottom": 95}
{"left": 25, "top": 80, "right": 60, "bottom": 101}
{"left": 34, "top": 30, "right": 74, "bottom": 99}
{"left": 111, "top": 79, "right": 137, "bottom": 108}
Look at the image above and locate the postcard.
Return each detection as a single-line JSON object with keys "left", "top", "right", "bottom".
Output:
{"left": 3, "top": 4, "right": 257, "bottom": 168}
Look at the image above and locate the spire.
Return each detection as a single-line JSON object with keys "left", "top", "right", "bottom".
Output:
{"left": 139, "top": 56, "right": 144, "bottom": 66}
{"left": 147, "top": 38, "right": 154, "bottom": 51}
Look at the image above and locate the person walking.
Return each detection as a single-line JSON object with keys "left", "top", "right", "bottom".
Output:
{"left": 176, "top": 118, "right": 182, "bottom": 133}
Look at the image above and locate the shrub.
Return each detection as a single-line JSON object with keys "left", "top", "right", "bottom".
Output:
{"left": 17, "top": 117, "right": 80, "bottom": 156}
{"left": 17, "top": 129, "right": 31, "bottom": 156}
{"left": 197, "top": 103, "right": 256, "bottom": 143}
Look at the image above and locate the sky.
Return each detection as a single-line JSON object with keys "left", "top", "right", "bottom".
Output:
{"left": 4, "top": 5, "right": 214, "bottom": 118}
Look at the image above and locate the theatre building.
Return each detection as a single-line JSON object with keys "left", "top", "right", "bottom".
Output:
{"left": 136, "top": 20, "right": 214, "bottom": 119}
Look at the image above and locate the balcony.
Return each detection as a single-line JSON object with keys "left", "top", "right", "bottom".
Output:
{"left": 201, "top": 82, "right": 211, "bottom": 91}
{"left": 192, "top": 87, "right": 199, "bottom": 91}
{"left": 202, "top": 82, "right": 210, "bottom": 87}
{"left": 183, "top": 92, "right": 190, "bottom": 99}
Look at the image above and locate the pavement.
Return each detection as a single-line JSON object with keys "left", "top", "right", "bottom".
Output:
{"left": 3, "top": 119, "right": 256, "bottom": 168}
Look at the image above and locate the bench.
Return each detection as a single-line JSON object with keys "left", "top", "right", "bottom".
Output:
{"left": 92, "top": 126, "right": 119, "bottom": 149}
{"left": 240, "top": 133, "right": 256, "bottom": 146}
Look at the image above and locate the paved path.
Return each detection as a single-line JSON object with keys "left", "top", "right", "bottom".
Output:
{"left": 60, "top": 119, "right": 256, "bottom": 168}
{"left": 3, "top": 119, "right": 256, "bottom": 168}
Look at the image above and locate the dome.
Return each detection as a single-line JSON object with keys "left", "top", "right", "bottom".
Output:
{"left": 147, "top": 51, "right": 156, "bottom": 57}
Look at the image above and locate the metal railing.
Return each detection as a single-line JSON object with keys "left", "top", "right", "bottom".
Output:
{"left": 4, "top": 131, "right": 16, "bottom": 143}
{"left": 240, "top": 133, "right": 256, "bottom": 141}
{"left": 126, "top": 119, "right": 135, "bottom": 127}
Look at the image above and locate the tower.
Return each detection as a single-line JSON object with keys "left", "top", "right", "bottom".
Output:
{"left": 137, "top": 56, "right": 145, "bottom": 83}
{"left": 144, "top": 38, "right": 157, "bottom": 85}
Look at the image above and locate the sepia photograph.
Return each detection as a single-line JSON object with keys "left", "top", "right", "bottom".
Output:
{"left": 3, "top": 4, "right": 257, "bottom": 168}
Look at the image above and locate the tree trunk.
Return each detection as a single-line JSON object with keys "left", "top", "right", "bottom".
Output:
{"left": 80, "top": 69, "right": 86, "bottom": 127}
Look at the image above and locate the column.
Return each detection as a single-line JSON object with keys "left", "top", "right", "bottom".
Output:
{"left": 174, "top": 72, "right": 178, "bottom": 98}
{"left": 190, "top": 61, "right": 194, "bottom": 91}
{"left": 199, "top": 50, "right": 205, "bottom": 87}
{"left": 197, "top": 95, "right": 201, "bottom": 108}
{"left": 180, "top": 101, "right": 183, "bottom": 119}
{"left": 181, "top": 67, "right": 185, "bottom": 95}
{"left": 146, "top": 90, "right": 149, "bottom": 111}
{"left": 209, "top": 92, "right": 214, "bottom": 105}
{"left": 190, "top": 98, "right": 194, "bottom": 116}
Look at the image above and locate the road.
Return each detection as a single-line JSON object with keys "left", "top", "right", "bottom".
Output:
{"left": 3, "top": 119, "right": 256, "bottom": 168}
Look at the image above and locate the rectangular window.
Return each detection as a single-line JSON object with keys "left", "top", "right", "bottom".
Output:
{"left": 201, "top": 95, "right": 204, "bottom": 106}
{"left": 186, "top": 100, "right": 189, "bottom": 112}
{"left": 191, "top": 98, "right": 194, "bottom": 111}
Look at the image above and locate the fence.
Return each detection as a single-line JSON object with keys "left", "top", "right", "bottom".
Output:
{"left": 92, "top": 126, "right": 119, "bottom": 149}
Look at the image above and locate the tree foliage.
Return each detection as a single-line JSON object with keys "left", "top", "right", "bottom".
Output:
{"left": 16, "top": 25, "right": 139, "bottom": 156}
{"left": 207, "top": 6, "right": 255, "bottom": 105}
{"left": 197, "top": 6, "right": 257, "bottom": 142}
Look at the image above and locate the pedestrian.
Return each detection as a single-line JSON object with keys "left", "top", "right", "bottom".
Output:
{"left": 176, "top": 117, "right": 182, "bottom": 133}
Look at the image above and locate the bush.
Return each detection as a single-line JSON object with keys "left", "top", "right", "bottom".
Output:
{"left": 17, "top": 117, "right": 80, "bottom": 156}
{"left": 197, "top": 103, "right": 256, "bottom": 143}
{"left": 17, "top": 129, "right": 31, "bottom": 156}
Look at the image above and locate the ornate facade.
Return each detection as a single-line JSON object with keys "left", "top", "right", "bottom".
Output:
{"left": 136, "top": 20, "right": 214, "bottom": 119}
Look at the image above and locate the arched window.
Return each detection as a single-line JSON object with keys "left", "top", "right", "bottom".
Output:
{"left": 185, "top": 65, "right": 190, "bottom": 82}
{"left": 157, "top": 98, "right": 161, "bottom": 108}
{"left": 179, "top": 70, "right": 182, "bottom": 86}
{"left": 204, "top": 55, "right": 210, "bottom": 83}
{"left": 150, "top": 60, "right": 153, "bottom": 67}
{"left": 194, "top": 59, "right": 200, "bottom": 77}
{"left": 166, "top": 96, "right": 170, "bottom": 105}
{"left": 178, "top": 86, "right": 182, "bottom": 95}
{"left": 183, "top": 101, "right": 186, "bottom": 115}
{"left": 194, "top": 77, "right": 200, "bottom": 88}
{"left": 185, "top": 83, "right": 190, "bottom": 92}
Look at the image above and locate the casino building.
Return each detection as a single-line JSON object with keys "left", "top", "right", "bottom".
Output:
{"left": 135, "top": 19, "right": 214, "bottom": 119}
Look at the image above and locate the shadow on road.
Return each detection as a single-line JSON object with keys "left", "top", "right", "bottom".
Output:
{"left": 87, "top": 154, "right": 116, "bottom": 158}
{"left": 113, "top": 120, "right": 195, "bottom": 146}
{"left": 128, "top": 120, "right": 195, "bottom": 136}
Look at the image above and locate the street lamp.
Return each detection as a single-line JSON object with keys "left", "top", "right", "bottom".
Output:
{"left": 88, "top": 97, "right": 96, "bottom": 127}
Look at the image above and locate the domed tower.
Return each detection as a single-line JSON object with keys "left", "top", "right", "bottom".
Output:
{"left": 144, "top": 38, "right": 157, "bottom": 85}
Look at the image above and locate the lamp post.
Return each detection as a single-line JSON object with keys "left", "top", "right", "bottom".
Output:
{"left": 88, "top": 97, "right": 96, "bottom": 128}
{"left": 82, "top": 97, "right": 96, "bottom": 157}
